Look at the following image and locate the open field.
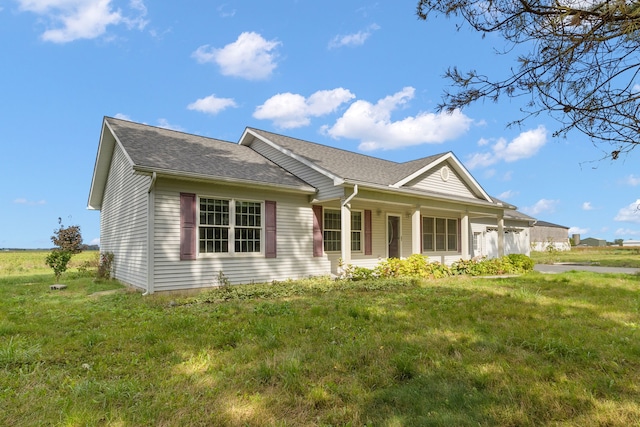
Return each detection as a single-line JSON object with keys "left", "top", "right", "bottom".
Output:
{"left": 1, "top": 254, "right": 639, "bottom": 426}
{"left": 531, "top": 246, "right": 640, "bottom": 268}
{"left": 0, "top": 250, "right": 99, "bottom": 277}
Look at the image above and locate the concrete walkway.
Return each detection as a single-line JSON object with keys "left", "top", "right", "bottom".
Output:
{"left": 534, "top": 264, "right": 640, "bottom": 275}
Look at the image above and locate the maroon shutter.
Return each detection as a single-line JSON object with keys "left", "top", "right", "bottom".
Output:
{"left": 364, "top": 210, "right": 372, "bottom": 255}
{"left": 458, "top": 218, "right": 462, "bottom": 253}
{"left": 180, "top": 193, "right": 197, "bottom": 260}
{"left": 265, "top": 201, "right": 277, "bottom": 258}
{"left": 312, "top": 205, "right": 323, "bottom": 257}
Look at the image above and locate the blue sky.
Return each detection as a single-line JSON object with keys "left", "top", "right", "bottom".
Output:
{"left": 1, "top": 0, "right": 638, "bottom": 249}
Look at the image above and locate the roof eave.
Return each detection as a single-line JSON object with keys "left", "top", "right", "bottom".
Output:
{"left": 133, "top": 166, "right": 318, "bottom": 195}
{"left": 341, "top": 179, "right": 507, "bottom": 210}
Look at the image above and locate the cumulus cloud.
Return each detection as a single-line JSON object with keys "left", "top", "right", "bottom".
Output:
{"left": 568, "top": 226, "right": 589, "bottom": 235}
{"left": 17, "top": 0, "right": 148, "bottom": 43}
{"left": 497, "top": 190, "right": 518, "bottom": 200}
{"left": 322, "top": 87, "right": 472, "bottom": 151}
{"left": 188, "top": 94, "right": 237, "bottom": 115}
{"left": 614, "top": 228, "right": 640, "bottom": 237}
{"left": 465, "top": 125, "right": 548, "bottom": 169}
{"left": 625, "top": 175, "right": 640, "bottom": 186}
{"left": 114, "top": 113, "right": 132, "bottom": 120}
{"left": 156, "top": 118, "right": 184, "bottom": 131}
{"left": 192, "top": 32, "right": 280, "bottom": 80}
{"left": 614, "top": 199, "right": 640, "bottom": 223}
{"left": 14, "top": 198, "right": 46, "bottom": 205}
{"left": 521, "top": 198, "right": 559, "bottom": 216}
{"left": 253, "top": 88, "right": 355, "bottom": 129}
{"left": 328, "top": 24, "right": 380, "bottom": 49}
{"left": 582, "top": 202, "right": 594, "bottom": 211}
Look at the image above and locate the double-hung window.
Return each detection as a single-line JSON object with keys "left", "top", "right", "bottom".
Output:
{"left": 422, "top": 216, "right": 458, "bottom": 252}
{"left": 199, "top": 198, "right": 262, "bottom": 254}
{"left": 323, "top": 209, "right": 341, "bottom": 252}
{"left": 322, "top": 209, "right": 363, "bottom": 252}
{"left": 351, "top": 211, "right": 363, "bottom": 251}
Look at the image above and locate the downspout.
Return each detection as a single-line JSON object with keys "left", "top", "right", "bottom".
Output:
{"left": 342, "top": 184, "right": 358, "bottom": 207}
{"left": 143, "top": 172, "right": 157, "bottom": 296}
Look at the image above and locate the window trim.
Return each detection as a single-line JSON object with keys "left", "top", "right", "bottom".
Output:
{"left": 197, "top": 196, "right": 264, "bottom": 257}
{"left": 422, "top": 216, "right": 460, "bottom": 253}
{"left": 322, "top": 208, "right": 365, "bottom": 253}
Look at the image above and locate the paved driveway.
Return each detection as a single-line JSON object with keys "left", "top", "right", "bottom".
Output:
{"left": 534, "top": 264, "right": 640, "bottom": 275}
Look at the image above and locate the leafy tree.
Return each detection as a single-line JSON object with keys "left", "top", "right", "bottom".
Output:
{"left": 51, "top": 217, "right": 84, "bottom": 254}
{"left": 416, "top": 0, "right": 640, "bottom": 160}
{"left": 46, "top": 218, "right": 84, "bottom": 282}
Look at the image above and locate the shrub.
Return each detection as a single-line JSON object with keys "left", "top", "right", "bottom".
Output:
{"left": 96, "top": 252, "right": 114, "bottom": 280}
{"left": 506, "top": 253, "right": 535, "bottom": 272}
{"left": 45, "top": 250, "right": 72, "bottom": 282}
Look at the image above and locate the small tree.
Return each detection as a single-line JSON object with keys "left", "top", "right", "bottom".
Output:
{"left": 46, "top": 218, "right": 84, "bottom": 282}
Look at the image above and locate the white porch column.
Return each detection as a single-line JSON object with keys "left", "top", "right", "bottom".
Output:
{"left": 411, "top": 207, "right": 421, "bottom": 255}
{"left": 497, "top": 215, "right": 505, "bottom": 257}
{"left": 340, "top": 203, "right": 351, "bottom": 264}
{"left": 461, "top": 213, "right": 470, "bottom": 260}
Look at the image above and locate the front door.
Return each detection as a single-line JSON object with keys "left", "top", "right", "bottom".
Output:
{"left": 388, "top": 215, "right": 400, "bottom": 258}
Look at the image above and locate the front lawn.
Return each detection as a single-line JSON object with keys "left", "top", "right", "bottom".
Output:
{"left": 1, "top": 268, "right": 639, "bottom": 426}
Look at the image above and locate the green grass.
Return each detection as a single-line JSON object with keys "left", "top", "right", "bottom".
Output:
{"left": 0, "top": 250, "right": 99, "bottom": 277}
{"left": 531, "top": 246, "right": 640, "bottom": 268}
{"left": 1, "top": 257, "right": 640, "bottom": 426}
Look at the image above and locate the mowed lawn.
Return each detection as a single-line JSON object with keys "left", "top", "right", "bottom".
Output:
{"left": 1, "top": 251, "right": 640, "bottom": 426}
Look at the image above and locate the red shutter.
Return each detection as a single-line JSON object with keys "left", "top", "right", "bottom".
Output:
{"left": 265, "top": 201, "right": 277, "bottom": 258}
{"left": 312, "top": 205, "right": 323, "bottom": 257}
{"left": 364, "top": 210, "right": 372, "bottom": 255}
{"left": 180, "top": 193, "right": 197, "bottom": 260}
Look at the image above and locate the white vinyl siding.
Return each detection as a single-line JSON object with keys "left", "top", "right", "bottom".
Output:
{"left": 405, "top": 163, "right": 478, "bottom": 199}
{"left": 99, "top": 143, "right": 149, "bottom": 289}
{"left": 152, "top": 179, "right": 330, "bottom": 291}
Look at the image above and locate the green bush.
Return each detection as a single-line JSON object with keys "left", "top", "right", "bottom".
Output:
{"left": 451, "top": 255, "right": 535, "bottom": 276}
{"left": 45, "top": 250, "right": 72, "bottom": 282}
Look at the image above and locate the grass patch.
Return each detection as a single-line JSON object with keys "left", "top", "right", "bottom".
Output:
{"left": 1, "top": 260, "right": 640, "bottom": 425}
{"left": 532, "top": 246, "right": 640, "bottom": 268}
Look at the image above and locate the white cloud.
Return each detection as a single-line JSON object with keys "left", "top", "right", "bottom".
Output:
{"left": 217, "top": 4, "right": 236, "bottom": 17}
{"left": 521, "top": 198, "right": 559, "bottom": 216}
{"left": 322, "top": 87, "right": 472, "bottom": 151}
{"left": 17, "top": 0, "right": 148, "bottom": 43}
{"left": 14, "top": 198, "right": 46, "bottom": 205}
{"left": 253, "top": 88, "right": 355, "bottom": 129}
{"left": 465, "top": 125, "right": 548, "bottom": 169}
{"left": 497, "top": 190, "right": 518, "bottom": 200}
{"left": 625, "top": 175, "right": 640, "bottom": 186}
{"left": 328, "top": 24, "right": 380, "bottom": 49}
{"left": 187, "top": 94, "right": 237, "bottom": 115}
{"left": 192, "top": 32, "right": 280, "bottom": 80}
{"left": 582, "top": 202, "right": 594, "bottom": 210}
{"left": 614, "top": 228, "right": 640, "bottom": 237}
{"left": 568, "top": 226, "right": 589, "bottom": 235}
{"left": 614, "top": 199, "right": 640, "bottom": 223}
{"left": 89, "top": 237, "right": 100, "bottom": 246}
{"left": 114, "top": 113, "right": 131, "bottom": 120}
{"left": 156, "top": 118, "right": 184, "bottom": 131}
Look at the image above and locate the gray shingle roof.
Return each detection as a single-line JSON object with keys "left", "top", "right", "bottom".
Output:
{"left": 106, "top": 117, "right": 312, "bottom": 190}
{"left": 247, "top": 128, "right": 447, "bottom": 186}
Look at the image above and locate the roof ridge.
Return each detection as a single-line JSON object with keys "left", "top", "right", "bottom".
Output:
{"left": 247, "top": 127, "right": 402, "bottom": 165}
{"left": 106, "top": 116, "right": 235, "bottom": 144}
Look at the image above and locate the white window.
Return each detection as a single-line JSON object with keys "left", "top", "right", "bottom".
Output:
{"left": 199, "top": 198, "right": 262, "bottom": 254}
{"left": 323, "top": 209, "right": 341, "bottom": 252}
{"left": 422, "top": 216, "right": 458, "bottom": 252}
{"left": 323, "top": 209, "right": 363, "bottom": 252}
